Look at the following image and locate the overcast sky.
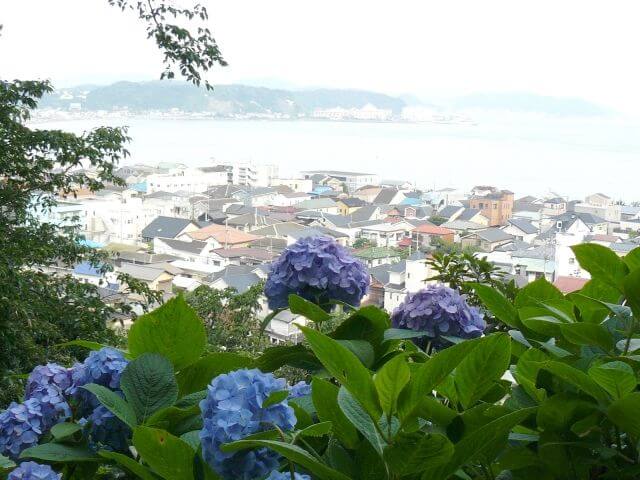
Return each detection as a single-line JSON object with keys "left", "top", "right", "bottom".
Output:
{"left": 2, "top": 1, "right": 640, "bottom": 114}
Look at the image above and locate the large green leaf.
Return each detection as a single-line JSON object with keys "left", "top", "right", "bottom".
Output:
{"left": 133, "top": 426, "right": 194, "bottom": 480}
{"left": 428, "top": 407, "right": 536, "bottom": 480}
{"left": 589, "top": 361, "right": 637, "bottom": 400}
{"left": 569, "top": 279, "right": 621, "bottom": 323}
{"left": 537, "top": 393, "right": 596, "bottom": 432}
{"left": 99, "top": 450, "right": 159, "bottom": 480}
{"left": 121, "top": 353, "right": 178, "bottom": 423}
{"left": 312, "top": 378, "right": 360, "bottom": 449}
{"left": 336, "top": 340, "right": 375, "bottom": 368}
{"left": 82, "top": 383, "right": 137, "bottom": 428}
{"left": 384, "top": 433, "right": 453, "bottom": 476}
{"left": 559, "top": 323, "right": 614, "bottom": 351}
{"left": 337, "top": 387, "right": 386, "bottom": 457}
{"left": 176, "top": 352, "right": 254, "bottom": 396}
{"left": 607, "top": 392, "right": 640, "bottom": 437}
{"left": 541, "top": 361, "right": 610, "bottom": 405}
{"left": 331, "top": 305, "right": 390, "bottom": 359}
{"left": 455, "top": 333, "right": 511, "bottom": 408}
{"left": 223, "top": 439, "right": 351, "bottom": 480}
{"left": 255, "top": 344, "right": 321, "bottom": 372}
{"left": 50, "top": 422, "right": 83, "bottom": 441}
{"left": 623, "top": 267, "right": 640, "bottom": 319}
{"left": 299, "top": 325, "right": 380, "bottom": 418}
{"left": 0, "top": 453, "right": 15, "bottom": 470}
{"left": 288, "top": 294, "right": 332, "bottom": 323}
{"left": 409, "top": 336, "right": 483, "bottom": 407}
{"left": 374, "top": 354, "right": 410, "bottom": 416}
{"left": 128, "top": 296, "right": 206, "bottom": 370}
{"left": 572, "top": 243, "right": 628, "bottom": 292}
{"left": 470, "top": 283, "right": 521, "bottom": 329}
{"left": 515, "top": 278, "right": 563, "bottom": 309}
{"left": 623, "top": 247, "right": 640, "bottom": 272}
{"left": 20, "top": 443, "right": 100, "bottom": 462}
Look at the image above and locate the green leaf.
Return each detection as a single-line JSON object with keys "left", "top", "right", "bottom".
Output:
{"left": 99, "top": 450, "right": 159, "bottom": 480}
{"left": 383, "top": 328, "right": 431, "bottom": 341}
{"left": 455, "top": 333, "right": 511, "bottom": 408}
{"left": 50, "top": 422, "right": 83, "bottom": 440}
{"left": 179, "top": 431, "right": 201, "bottom": 451}
{"left": 312, "top": 378, "right": 360, "bottom": 449}
{"left": 541, "top": 361, "right": 610, "bottom": 405}
{"left": 223, "top": 439, "right": 350, "bottom": 480}
{"left": 384, "top": 433, "right": 453, "bottom": 476}
{"left": 299, "top": 325, "right": 380, "bottom": 419}
{"left": 337, "top": 387, "right": 386, "bottom": 457}
{"left": 20, "top": 443, "right": 100, "bottom": 462}
{"left": 121, "top": 353, "right": 179, "bottom": 423}
{"left": 428, "top": 408, "right": 536, "bottom": 480}
{"left": 559, "top": 323, "right": 614, "bottom": 351}
{"left": 623, "top": 266, "right": 640, "bottom": 319}
{"left": 128, "top": 296, "right": 206, "bottom": 370}
{"left": 174, "top": 390, "right": 207, "bottom": 409}
{"left": 537, "top": 393, "right": 596, "bottom": 432}
{"left": 262, "top": 390, "right": 289, "bottom": 409}
{"left": 133, "top": 426, "right": 194, "bottom": 480}
{"left": 410, "top": 336, "right": 483, "bottom": 406}
{"left": 298, "top": 421, "right": 333, "bottom": 438}
{"left": 82, "top": 383, "right": 137, "bottom": 428}
{"left": 607, "top": 392, "right": 640, "bottom": 437}
{"left": 177, "top": 352, "right": 254, "bottom": 396}
{"left": 331, "top": 305, "right": 390, "bottom": 358}
{"left": 288, "top": 294, "right": 332, "bottom": 323}
{"left": 589, "top": 361, "right": 637, "bottom": 400}
{"left": 572, "top": 243, "right": 628, "bottom": 292}
{"left": 374, "top": 354, "right": 410, "bottom": 416}
{"left": 469, "top": 283, "right": 521, "bottom": 329}
{"left": 255, "top": 344, "right": 321, "bottom": 372}
{"left": 623, "top": 247, "right": 640, "bottom": 272}
{"left": 515, "top": 277, "right": 563, "bottom": 309}
{"left": 335, "top": 339, "right": 374, "bottom": 368}
{"left": 0, "top": 453, "right": 15, "bottom": 470}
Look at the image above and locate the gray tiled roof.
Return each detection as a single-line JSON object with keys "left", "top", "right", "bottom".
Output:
{"left": 350, "top": 205, "right": 379, "bottom": 222}
{"left": 141, "top": 216, "right": 194, "bottom": 240}
{"left": 474, "top": 228, "right": 514, "bottom": 243}
{"left": 438, "top": 205, "right": 464, "bottom": 219}
{"left": 507, "top": 218, "right": 538, "bottom": 235}
{"left": 457, "top": 208, "right": 482, "bottom": 222}
{"left": 156, "top": 238, "right": 208, "bottom": 254}
{"left": 373, "top": 188, "right": 398, "bottom": 205}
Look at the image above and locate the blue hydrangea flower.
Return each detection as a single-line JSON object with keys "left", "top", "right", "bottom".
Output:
{"left": 200, "top": 368, "right": 297, "bottom": 480}
{"left": 265, "top": 471, "right": 311, "bottom": 480}
{"left": 288, "top": 381, "right": 311, "bottom": 399}
{"left": 25, "top": 364, "right": 72, "bottom": 399}
{"left": 8, "top": 462, "right": 61, "bottom": 480}
{"left": 27, "top": 385, "right": 71, "bottom": 427}
{"left": 83, "top": 405, "right": 131, "bottom": 453}
{"left": 264, "top": 236, "right": 370, "bottom": 310}
{"left": 0, "top": 399, "right": 46, "bottom": 460}
{"left": 391, "top": 284, "right": 485, "bottom": 348}
{"left": 68, "top": 348, "right": 128, "bottom": 414}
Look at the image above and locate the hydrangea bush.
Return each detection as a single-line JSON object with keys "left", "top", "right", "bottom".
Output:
{"left": 199, "top": 368, "right": 297, "bottom": 479}
{"left": 264, "top": 236, "right": 370, "bottom": 310}
{"left": 391, "top": 284, "right": 485, "bottom": 348}
{"left": 0, "top": 245, "right": 639, "bottom": 480}
{"left": 7, "top": 461, "right": 61, "bottom": 480}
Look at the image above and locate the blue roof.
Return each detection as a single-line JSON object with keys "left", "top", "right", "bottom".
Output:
{"left": 73, "top": 262, "right": 103, "bottom": 277}
{"left": 78, "top": 238, "right": 104, "bottom": 249}
{"left": 399, "top": 197, "right": 423, "bottom": 206}
{"left": 131, "top": 182, "right": 147, "bottom": 193}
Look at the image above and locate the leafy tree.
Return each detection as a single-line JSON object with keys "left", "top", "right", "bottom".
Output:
{"left": 352, "top": 237, "right": 374, "bottom": 249}
{"left": 185, "top": 283, "right": 268, "bottom": 354}
{"left": 429, "top": 215, "right": 448, "bottom": 226}
{"left": 0, "top": 1, "right": 227, "bottom": 406}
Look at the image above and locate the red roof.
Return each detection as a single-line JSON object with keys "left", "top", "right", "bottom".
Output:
{"left": 398, "top": 237, "right": 413, "bottom": 247}
{"left": 553, "top": 276, "right": 588, "bottom": 293}
{"left": 413, "top": 224, "right": 454, "bottom": 236}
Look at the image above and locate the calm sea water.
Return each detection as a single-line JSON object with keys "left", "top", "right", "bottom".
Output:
{"left": 33, "top": 115, "right": 640, "bottom": 200}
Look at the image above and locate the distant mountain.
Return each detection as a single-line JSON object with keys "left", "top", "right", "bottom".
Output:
{"left": 39, "top": 81, "right": 407, "bottom": 115}
{"left": 451, "top": 92, "right": 609, "bottom": 116}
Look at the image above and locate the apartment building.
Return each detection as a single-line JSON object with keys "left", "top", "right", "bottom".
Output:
{"left": 469, "top": 186, "right": 514, "bottom": 226}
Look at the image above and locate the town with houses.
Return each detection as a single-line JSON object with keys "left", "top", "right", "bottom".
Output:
{"left": 40, "top": 161, "right": 640, "bottom": 344}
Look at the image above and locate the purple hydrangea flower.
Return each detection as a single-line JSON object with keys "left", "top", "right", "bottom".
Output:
{"left": 25, "top": 364, "right": 72, "bottom": 399}
{"left": 288, "top": 381, "right": 311, "bottom": 399}
{"left": 264, "top": 236, "right": 370, "bottom": 310}
{"left": 68, "top": 348, "right": 128, "bottom": 414}
{"left": 83, "top": 405, "right": 131, "bottom": 453}
{"left": 8, "top": 462, "right": 61, "bottom": 480}
{"left": 265, "top": 471, "right": 311, "bottom": 480}
{"left": 27, "top": 385, "right": 71, "bottom": 427}
{"left": 391, "top": 285, "right": 485, "bottom": 348}
{"left": 200, "top": 368, "right": 297, "bottom": 480}
{"left": 0, "top": 399, "right": 46, "bottom": 460}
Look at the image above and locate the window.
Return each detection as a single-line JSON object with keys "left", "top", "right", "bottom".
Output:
{"left": 569, "top": 257, "right": 575, "bottom": 265}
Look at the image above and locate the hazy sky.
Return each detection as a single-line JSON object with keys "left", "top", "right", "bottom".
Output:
{"left": 2, "top": 1, "right": 640, "bottom": 113}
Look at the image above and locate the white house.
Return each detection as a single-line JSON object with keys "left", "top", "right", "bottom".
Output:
{"left": 359, "top": 221, "right": 414, "bottom": 248}
{"left": 146, "top": 166, "right": 228, "bottom": 194}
